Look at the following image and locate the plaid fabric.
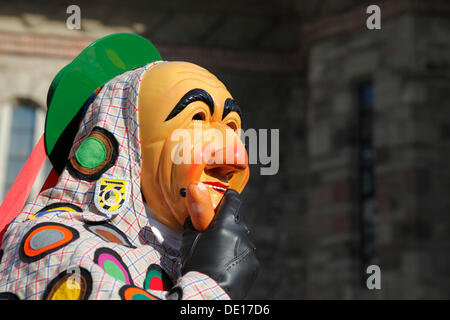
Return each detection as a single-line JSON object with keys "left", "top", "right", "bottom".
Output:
{"left": 0, "top": 63, "right": 229, "bottom": 300}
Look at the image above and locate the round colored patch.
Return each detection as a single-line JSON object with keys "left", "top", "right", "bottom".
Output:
{"left": 43, "top": 267, "right": 92, "bottom": 300}
{"left": 30, "top": 202, "right": 82, "bottom": 220}
{"left": 38, "top": 202, "right": 83, "bottom": 213}
{"left": 119, "top": 285, "right": 160, "bottom": 300}
{"left": 84, "top": 222, "right": 135, "bottom": 248}
{"left": 67, "top": 127, "right": 119, "bottom": 182}
{"left": 143, "top": 264, "right": 173, "bottom": 291}
{"left": 19, "top": 222, "right": 79, "bottom": 263}
{"left": 0, "top": 292, "right": 20, "bottom": 300}
{"left": 94, "top": 248, "right": 133, "bottom": 285}
{"left": 29, "top": 229, "right": 64, "bottom": 250}
{"left": 75, "top": 137, "right": 106, "bottom": 169}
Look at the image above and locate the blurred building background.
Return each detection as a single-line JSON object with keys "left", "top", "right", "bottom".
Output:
{"left": 0, "top": 0, "right": 449, "bottom": 299}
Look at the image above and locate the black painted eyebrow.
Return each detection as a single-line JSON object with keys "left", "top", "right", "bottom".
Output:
{"left": 164, "top": 88, "right": 214, "bottom": 121}
{"left": 222, "top": 98, "right": 241, "bottom": 120}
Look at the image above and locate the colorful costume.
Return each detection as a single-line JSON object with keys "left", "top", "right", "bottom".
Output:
{"left": 0, "top": 34, "right": 258, "bottom": 300}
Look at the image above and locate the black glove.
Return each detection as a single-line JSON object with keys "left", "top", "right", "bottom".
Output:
{"left": 181, "top": 189, "right": 259, "bottom": 300}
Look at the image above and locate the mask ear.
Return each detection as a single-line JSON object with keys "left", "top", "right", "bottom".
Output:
{"left": 45, "top": 33, "right": 162, "bottom": 173}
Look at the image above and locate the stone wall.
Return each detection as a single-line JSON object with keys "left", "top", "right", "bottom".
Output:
{"left": 305, "top": 6, "right": 450, "bottom": 299}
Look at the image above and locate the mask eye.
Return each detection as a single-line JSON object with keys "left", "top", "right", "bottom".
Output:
{"left": 192, "top": 112, "right": 206, "bottom": 121}
{"left": 226, "top": 121, "right": 238, "bottom": 131}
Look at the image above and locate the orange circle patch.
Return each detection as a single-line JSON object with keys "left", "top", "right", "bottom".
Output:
{"left": 119, "top": 285, "right": 160, "bottom": 300}
{"left": 19, "top": 222, "right": 79, "bottom": 263}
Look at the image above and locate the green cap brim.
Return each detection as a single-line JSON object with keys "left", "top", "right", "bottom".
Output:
{"left": 45, "top": 33, "right": 161, "bottom": 171}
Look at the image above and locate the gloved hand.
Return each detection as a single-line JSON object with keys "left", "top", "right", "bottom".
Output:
{"left": 180, "top": 189, "right": 259, "bottom": 300}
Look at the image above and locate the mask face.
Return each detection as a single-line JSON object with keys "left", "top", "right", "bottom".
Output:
{"left": 138, "top": 61, "right": 249, "bottom": 230}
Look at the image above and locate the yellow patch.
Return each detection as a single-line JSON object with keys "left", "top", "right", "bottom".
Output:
{"left": 50, "top": 279, "right": 81, "bottom": 300}
{"left": 96, "top": 177, "right": 130, "bottom": 214}
{"left": 29, "top": 206, "right": 78, "bottom": 220}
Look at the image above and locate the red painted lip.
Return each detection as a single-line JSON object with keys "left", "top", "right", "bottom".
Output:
{"left": 202, "top": 181, "right": 229, "bottom": 194}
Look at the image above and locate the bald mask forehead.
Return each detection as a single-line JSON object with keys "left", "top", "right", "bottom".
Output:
{"left": 138, "top": 62, "right": 233, "bottom": 144}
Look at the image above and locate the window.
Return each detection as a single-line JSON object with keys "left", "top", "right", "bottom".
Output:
{"left": 0, "top": 100, "right": 49, "bottom": 204}
{"left": 3, "top": 105, "right": 36, "bottom": 198}
{"left": 357, "top": 82, "right": 376, "bottom": 283}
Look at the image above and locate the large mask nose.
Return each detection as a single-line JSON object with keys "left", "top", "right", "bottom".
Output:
{"left": 202, "top": 124, "right": 248, "bottom": 183}
{"left": 196, "top": 122, "right": 249, "bottom": 194}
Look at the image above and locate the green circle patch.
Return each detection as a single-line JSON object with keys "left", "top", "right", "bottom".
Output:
{"left": 75, "top": 137, "right": 106, "bottom": 169}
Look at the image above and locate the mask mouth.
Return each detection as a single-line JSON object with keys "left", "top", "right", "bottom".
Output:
{"left": 201, "top": 181, "right": 229, "bottom": 195}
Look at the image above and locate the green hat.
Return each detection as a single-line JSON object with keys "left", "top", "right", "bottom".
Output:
{"left": 45, "top": 33, "right": 161, "bottom": 173}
